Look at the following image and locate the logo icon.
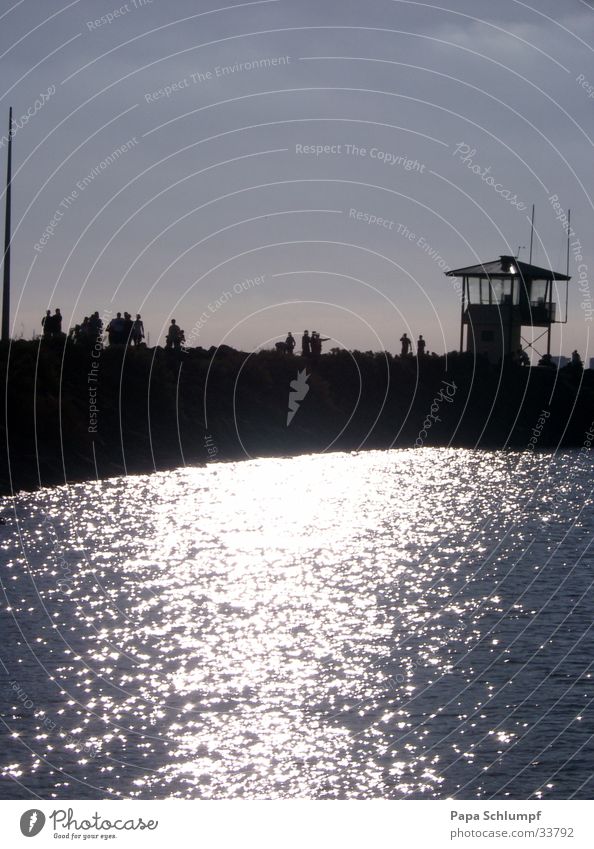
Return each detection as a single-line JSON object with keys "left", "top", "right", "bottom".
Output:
{"left": 287, "top": 369, "right": 310, "bottom": 425}
{"left": 20, "top": 810, "right": 46, "bottom": 837}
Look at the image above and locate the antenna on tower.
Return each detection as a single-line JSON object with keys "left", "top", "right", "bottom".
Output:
{"left": 528, "top": 203, "right": 535, "bottom": 263}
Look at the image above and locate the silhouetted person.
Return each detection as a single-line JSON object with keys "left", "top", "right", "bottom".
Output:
{"left": 538, "top": 353, "right": 554, "bottom": 368}
{"left": 301, "top": 330, "right": 311, "bottom": 356}
{"left": 79, "top": 317, "right": 92, "bottom": 344}
{"left": 400, "top": 333, "right": 411, "bottom": 357}
{"left": 417, "top": 335, "right": 426, "bottom": 357}
{"left": 107, "top": 312, "right": 125, "bottom": 345}
{"left": 88, "top": 312, "right": 103, "bottom": 340}
{"left": 166, "top": 319, "right": 182, "bottom": 350}
{"left": 311, "top": 331, "right": 321, "bottom": 357}
{"left": 53, "top": 309, "right": 63, "bottom": 337}
{"left": 131, "top": 314, "right": 144, "bottom": 346}
{"left": 41, "top": 310, "right": 52, "bottom": 337}
{"left": 285, "top": 332, "right": 295, "bottom": 354}
{"left": 517, "top": 347, "right": 530, "bottom": 367}
{"left": 571, "top": 349, "right": 583, "bottom": 369}
{"left": 41, "top": 310, "right": 52, "bottom": 339}
{"left": 123, "top": 312, "right": 133, "bottom": 345}
{"left": 310, "top": 331, "right": 330, "bottom": 358}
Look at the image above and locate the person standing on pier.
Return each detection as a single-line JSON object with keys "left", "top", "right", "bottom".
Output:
{"left": 123, "top": 312, "right": 133, "bottom": 345}
{"left": 166, "top": 319, "right": 182, "bottom": 350}
{"left": 41, "top": 310, "right": 52, "bottom": 338}
{"left": 310, "top": 331, "right": 330, "bottom": 358}
{"left": 400, "top": 332, "right": 411, "bottom": 357}
{"left": 53, "top": 308, "right": 63, "bottom": 337}
{"left": 301, "top": 330, "right": 311, "bottom": 356}
{"left": 107, "top": 313, "right": 124, "bottom": 345}
{"left": 88, "top": 312, "right": 103, "bottom": 341}
{"left": 131, "top": 314, "right": 144, "bottom": 346}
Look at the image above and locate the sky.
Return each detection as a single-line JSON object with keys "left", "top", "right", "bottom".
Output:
{"left": 1, "top": 0, "right": 594, "bottom": 357}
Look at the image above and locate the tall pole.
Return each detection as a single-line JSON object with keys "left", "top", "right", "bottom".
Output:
{"left": 459, "top": 277, "right": 465, "bottom": 353}
{"left": 529, "top": 204, "right": 535, "bottom": 264}
{"left": 1, "top": 107, "right": 12, "bottom": 342}
{"left": 566, "top": 209, "right": 571, "bottom": 278}
{"left": 564, "top": 209, "right": 570, "bottom": 326}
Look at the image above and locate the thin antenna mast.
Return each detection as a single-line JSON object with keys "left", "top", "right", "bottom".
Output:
{"left": 529, "top": 203, "right": 535, "bottom": 263}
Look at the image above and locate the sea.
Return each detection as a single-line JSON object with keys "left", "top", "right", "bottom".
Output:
{"left": 0, "top": 449, "right": 593, "bottom": 800}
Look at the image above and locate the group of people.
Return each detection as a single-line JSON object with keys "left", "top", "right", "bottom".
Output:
{"left": 105, "top": 313, "right": 145, "bottom": 346}
{"left": 41, "top": 309, "right": 63, "bottom": 338}
{"left": 44, "top": 309, "right": 148, "bottom": 347}
{"left": 538, "top": 350, "right": 583, "bottom": 369}
{"left": 302, "top": 331, "right": 329, "bottom": 357}
{"left": 41, "top": 307, "right": 189, "bottom": 351}
{"left": 69, "top": 312, "right": 105, "bottom": 345}
{"left": 400, "top": 333, "right": 427, "bottom": 357}
{"left": 276, "top": 331, "right": 330, "bottom": 356}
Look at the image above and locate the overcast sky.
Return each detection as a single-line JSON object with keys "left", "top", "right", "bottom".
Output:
{"left": 2, "top": 0, "right": 594, "bottom": 356}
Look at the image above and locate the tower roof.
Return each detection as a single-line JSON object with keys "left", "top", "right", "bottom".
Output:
{"left": 445, "top": 255, "right": 570, "bottom": 281}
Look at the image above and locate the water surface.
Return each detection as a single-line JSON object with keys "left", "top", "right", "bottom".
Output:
{"left": 0, "top": 449, "right": 593, "bottom": 799}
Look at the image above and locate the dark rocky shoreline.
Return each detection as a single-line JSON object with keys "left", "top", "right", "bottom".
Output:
{"left": 1, "top": 339, "right": 593, "bottom": 496}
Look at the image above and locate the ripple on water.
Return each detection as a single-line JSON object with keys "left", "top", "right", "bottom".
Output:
{"left": 0, "top": 449, "right": 593, "bottom": 799}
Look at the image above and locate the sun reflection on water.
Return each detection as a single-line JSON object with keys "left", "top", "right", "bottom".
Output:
{"left": 1, "top": 449, "right": 593, "bottom": 799}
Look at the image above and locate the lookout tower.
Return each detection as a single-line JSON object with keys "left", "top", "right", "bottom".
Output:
{"left": 445, "top": 255, "right": 570, "bottom": 363}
